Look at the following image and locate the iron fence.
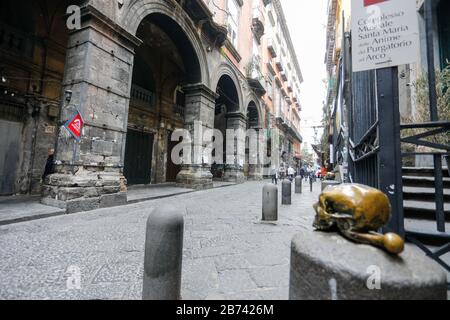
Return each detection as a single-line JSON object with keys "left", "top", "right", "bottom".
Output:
{"left": 331, "top": 0, "right": 449, "bottom": 285}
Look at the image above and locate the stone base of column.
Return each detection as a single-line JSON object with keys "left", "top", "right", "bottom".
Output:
{"left": 176, "top": 165, "right": 213, "bottom": 190}
{"left": 224, "top": 167, "right": 245, "bottom": 184}
{"left": 41, "top": 167, "right": 127, "bottom": 214}
{"left": 247, "top": 165, "right": 263, "bottom": 181}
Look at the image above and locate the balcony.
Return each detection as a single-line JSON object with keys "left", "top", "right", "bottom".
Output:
{"left": 267, "top": 38, "right": 278, "bottom": 58}
{"left": 172, "top": 104, "right": 185, "bottom": 118}
{"left": 287, "top": 85, "right": 293, "bottom": 93}
{"left": 246, "top": 55, "right": 266, "bottom": 97}
{"left": 281, "top": 72, "right": 288, "bottom": 82}
{"left": 275, "top": 56, "right": 284, "bottom": 72}
{"left": 289, "top": 125, "right": 303, "bottom": 143}
{"left": 252, "top": 7, "right": 265, "bottom": 44}
{"left": 266, "top": 62, "right": 276, "bottom": 76}
{"left": 130, "top": 84, "right": 155, "bottom": 109}
{"left": 285, "top": 97, "right": 292, "bottom": 105}
{"left": 274, "top": 76, "right": 282, "bottom": 88}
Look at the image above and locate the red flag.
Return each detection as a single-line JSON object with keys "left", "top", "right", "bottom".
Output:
{"left": 65, "top": 111, "right": 84, "bottom": 141}
{"left": 364, "top": 0, "right": 388, "bottom": 6}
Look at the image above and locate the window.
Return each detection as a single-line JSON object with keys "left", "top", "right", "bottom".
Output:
{"left": 227, "top": 0, "right": 240, "bottom": 48}
{"left": 267, "top": 79, "right": 273, "bottom": 100}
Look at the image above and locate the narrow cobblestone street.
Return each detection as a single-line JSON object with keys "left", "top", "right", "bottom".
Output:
{"left": 0, "top": 180, "right": 321, "bottom": 300}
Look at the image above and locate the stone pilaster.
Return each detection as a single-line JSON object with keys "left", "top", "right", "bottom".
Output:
{"left": 247, "top": 128, "right": 264, "bottom": 181}
{"left": 41, "top": 5, "right": 141, "bottom": 213}
{"left": 223, "top": 112, "right": 246, "bottom": 184}
{"left": 176, "top": 84, "right": 217, "bottom": 190}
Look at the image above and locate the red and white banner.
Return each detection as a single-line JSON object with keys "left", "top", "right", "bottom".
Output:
{"left": 351, "top": 0, "right": 419, "bottom": 72}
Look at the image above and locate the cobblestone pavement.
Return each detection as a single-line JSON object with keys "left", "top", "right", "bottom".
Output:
{"left": 0, "top": 180, "right": 321, "bottom": 300}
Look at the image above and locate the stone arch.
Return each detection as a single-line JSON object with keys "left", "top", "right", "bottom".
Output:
{"left": 245, "top": 94, "right": 264, "bottom": 129}
{"left": 121, "top": 0, "right": 210, "bottom": 86}
{"left": 212, "top": 63, "right": 244, "bottom": 111}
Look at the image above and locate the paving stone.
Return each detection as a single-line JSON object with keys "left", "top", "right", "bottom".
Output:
{"left": 0, "top": 180, "right": 324, "bottom": 300}
{"left": 218, "top": 269, "right": 258, "bottom": 294}
{"left": 248, "top": 265, "right": 290, "bottom": 288}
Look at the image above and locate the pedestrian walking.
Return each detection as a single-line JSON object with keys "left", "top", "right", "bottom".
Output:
{"left": 271, "top": 166, "right": 279, "bottom": 185}
{"left": 299, "top": 167, "right": 305, "bottom": 180}
{"left": 288, "top": 166, "right": 295, "bottom": 181}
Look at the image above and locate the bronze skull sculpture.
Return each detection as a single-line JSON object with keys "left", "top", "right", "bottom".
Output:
{"left": 313, "top": 183, "right": 405, "bottom": 254}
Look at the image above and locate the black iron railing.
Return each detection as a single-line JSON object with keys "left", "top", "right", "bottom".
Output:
{"left": 330, "top": 1, "right": 449, "bottom": 285}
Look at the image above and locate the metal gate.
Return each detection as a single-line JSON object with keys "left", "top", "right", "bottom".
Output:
{"left": 332, "top": 1, "right": 449, "bottom": 286}
{"left": 124, "top": 129, "right": 154, "bottom": 185}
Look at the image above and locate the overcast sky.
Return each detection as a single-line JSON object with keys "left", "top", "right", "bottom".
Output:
{"left": 281, "top": 0, "right": 328, "bottom": 152}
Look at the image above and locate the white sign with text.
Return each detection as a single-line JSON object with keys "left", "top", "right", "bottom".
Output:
{"left": 351, "top": 0, "right": 420, "bottom": 72}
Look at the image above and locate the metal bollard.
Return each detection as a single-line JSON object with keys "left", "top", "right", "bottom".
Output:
{"left": 262, "top": 184, "right": 278, "bottom": 221}
{"left": 295, "top": 176, "right": 302, "bottom": 194}
{"left": 142, "top": 206, "right": 184, "bottom": 300}
{"left": 309, "top": 176, "right": 313, "bottom": 192}
{"left": 282, "top": 179, "right": 292, "bottom": 205}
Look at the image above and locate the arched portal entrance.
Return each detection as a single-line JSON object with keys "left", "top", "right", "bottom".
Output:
{"left": 124, "top": 13, "right": 202, "bottom": 185}
{"left": 0, "top": 0, "right": 76, "bottom": 195}
{"left": 245, "top": 101, "right": 263, "bottom": 180}
{"left": 213, "top": 74, "right": 245, "bottom": 183}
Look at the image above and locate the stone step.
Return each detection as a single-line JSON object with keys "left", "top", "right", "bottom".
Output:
{"left": 404, "top": 200, "right": 450, "bottom": 222}
{"left": 0, "top": 195, "right": 66, "bottom": 226}
{"left": 402, "top": 176, "right": 450, "bottom": 188}
{"left": 403, "top": 186, "right": 450, "bottom": 202}
{"left": 403, "top": 167, "right": 450, "bottom": 178}
{"left": 405, "top": 218, "right": 450, "bottom": 246}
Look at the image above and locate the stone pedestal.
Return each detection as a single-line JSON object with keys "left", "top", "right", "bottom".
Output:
{"left": 290, "top": 230, "right": 447, "bottom": 300}
{"left": 248, "top": 164, "right": 263, "bottom": 181}
{"left": 41, "top": 6, "right": 140, "bottom": 213}
{"left": 176, "top": 84, "right": 217, "bottom": 190}
{"left": 177, "top": 164, "right": 213, "bottom": 190}
{"left": 223, "top": 165, "right": 246, "bottom": 183}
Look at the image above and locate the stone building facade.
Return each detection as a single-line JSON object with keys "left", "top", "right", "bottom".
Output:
{"left": 0, "top": 0, "right": 303, "bottom": 213}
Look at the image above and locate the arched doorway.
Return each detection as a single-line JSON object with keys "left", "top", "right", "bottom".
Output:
{"left": 0, "top": 0, "right": 74, "bottom": 195}
{"left": 124, "top": 13, "right": 202, "bottom": 185}
{"left": 213, "top": 74, "right": 245, "bottom": 183}
{"left": 245, "top": 101, "right": 261, "bottom": 179}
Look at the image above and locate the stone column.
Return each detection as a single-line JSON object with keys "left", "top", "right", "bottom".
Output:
{"left": 41, "top": 5, "right": 141, "bottom": 213}
{"left": 247, "top": 128, "right": 263, "bottom": 181}
{"left": 224, "top": 112, "right": 246, "bottom": 184}
{"left": 176, "top": 84, "right": 217, "bottom": 190}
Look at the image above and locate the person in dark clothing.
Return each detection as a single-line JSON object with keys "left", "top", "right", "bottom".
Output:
{"left": 42, "top": 148, "right": 55, "bottom": 180}
{"left": 299, "top": 167, "right": 305, "bottom": 179}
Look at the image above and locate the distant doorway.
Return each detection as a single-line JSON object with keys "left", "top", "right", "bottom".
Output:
{"left": 0, "top": 119, "right": 22, "bottom": 195}
{"left": 124, "top": 129, "right": 154, "bottom": 185}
